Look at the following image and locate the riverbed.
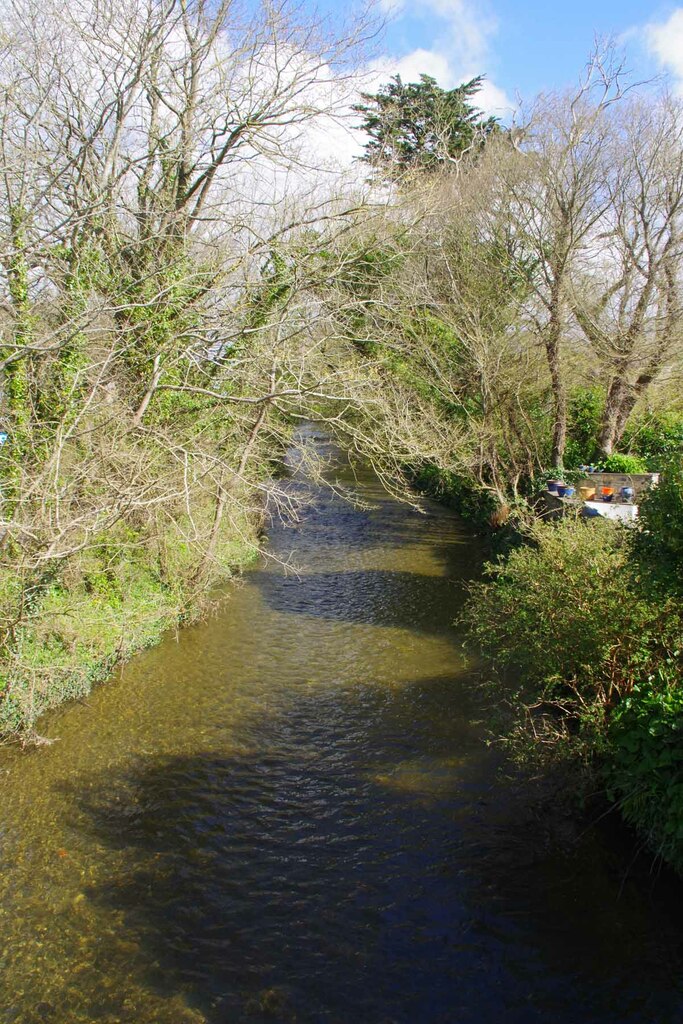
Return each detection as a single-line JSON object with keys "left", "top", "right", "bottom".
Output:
{"left": 1, "top": 432, "right": 682, "bottom": 1023}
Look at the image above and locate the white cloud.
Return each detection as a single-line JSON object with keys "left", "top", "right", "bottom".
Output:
{"left": 644, "top": 8, "right": 683, "bottom": 91}
{"left": 366, "top": 49, "right": 514, "bottom": 118}
{"left": 247, "top": 0, "right": 515, "bottom": 176}
{"left": 369, "top": 0, "right": 515, "bottom": 118}
{"left": 425, "top": 0, "right": 498, "bottom": 65}
{"left": 370, "top": 49, "right": 458, "bottom": 88}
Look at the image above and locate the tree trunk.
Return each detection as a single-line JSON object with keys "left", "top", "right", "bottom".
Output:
{"left": 132, "top": 353, "right": 163, "bottom": 427}
{"left": 597, "top": 376, "right": 627, "bottom": 456}
{"left": 611, "top": 370, "right": 656, "bottom": 451}
{"left": 545, "top": 301, "right": 567, "bottom": 470}
{"left": 597, "top": 366, "right": 654, "bottom": 456}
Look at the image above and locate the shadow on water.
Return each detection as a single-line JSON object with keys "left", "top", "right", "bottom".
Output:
{"left": 3, "top": 429, "right": 683, "bottom": 1024}
{"left": 56, "top": 676, "right": 683, "bottom": 1024}
{"left": 252, "top": 568, "right": 468, "bottom": 635}
{"left": 54, "top": 676, "right": 492, "bottom": 1024}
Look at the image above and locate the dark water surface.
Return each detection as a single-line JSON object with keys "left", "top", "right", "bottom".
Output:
{"left": 1, "top": 433, "right": 682, "bottom": 1023}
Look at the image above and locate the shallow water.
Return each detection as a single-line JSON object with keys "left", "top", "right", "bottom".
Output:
{"left": 1, "top": 432, "right": 682, "bottom": 1023}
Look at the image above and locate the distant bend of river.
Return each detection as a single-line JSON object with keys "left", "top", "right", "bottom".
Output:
{"left": 1, "top": 427, "right": 682, "bottom": 1024}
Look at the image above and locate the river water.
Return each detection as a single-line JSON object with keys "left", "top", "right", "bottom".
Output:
{"left": 1, "top": 432, "right": 682, "bottom": 1024}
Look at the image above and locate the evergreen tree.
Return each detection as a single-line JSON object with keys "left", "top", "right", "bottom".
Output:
{"left": 354, "top": 73, "right": 498, "bottom": 175}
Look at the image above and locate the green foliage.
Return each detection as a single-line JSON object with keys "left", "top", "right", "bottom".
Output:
{"left": 463, "top": 519, "right": 639, "bottom": 703}
{"left": 323, "top": 236, "right": 407, "bottom": 353}
{"left": 463, "top": 517, "right": 683, "bottom": 711}
{"left": 413, "top": 464, "right": 497, "bottom": 530}
{"left": 0, "top": 509, "right": 259, "bottom": 736}
{"left": 329, "top": 237, "right": 405, "bottom": 291}
{"left": 245, "top": 250, "right": 294, "bottom": 332}
{"left": 3, "top": 211, "right": 35, "bottom": 459}
{"left": 600, "top": 452, "right": 649, "bottom": 474}
{"left": 462, "top": 513, "right": 683, "bottom": 872}
{"left": 354, "top": 73, "right": 498, "bottom": 175}
{"left": 636, "top": 459, "right": 683, "bottom": 577}
{"left": 565, "top": 386, "right": 605, "bottom": 467}
{"left": 607, "top": 681, "right": 683, "bottom": 873}
{"left": 623, "top": 411, "right": 683, "bottom": 467}
{"left": 394, "top": 312, "right": 474, "bottom": 411}
{"left": 38, "top": 249, "right": 97, "bottom": 425}
{"left": 564, "top": 393, "right": 682, "bottom": 474}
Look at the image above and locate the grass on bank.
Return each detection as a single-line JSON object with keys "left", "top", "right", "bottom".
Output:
{"left": 0, "top": 513, "right": 259, "bottom": 738}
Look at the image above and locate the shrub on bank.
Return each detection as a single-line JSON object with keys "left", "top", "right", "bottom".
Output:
{"left": 460, "top": 518, "right": 677, "bottom": 710}
{"left": 600, "top": 453, "right": 649, "bottom": 474}
{"left": 624, "top": 412, "right": 683, "bottom": 468}
{"left": 565, "top": 392, "right": 683, "bottom": 471}
{"left": 607, "top": 682, "right": 683, "bottom": 874}
{"left": 462, "top": 509, "right": 683, "bottom": 872}
{"left": 636, "top": 458, "right": 683, "bottom": 578}
{"left": 412, "top": 464, "right": 498, "bottom": 532}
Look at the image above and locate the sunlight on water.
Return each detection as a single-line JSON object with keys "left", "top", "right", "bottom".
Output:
{"left": 0, "top": 431, "right": 682, "bottom": 1024}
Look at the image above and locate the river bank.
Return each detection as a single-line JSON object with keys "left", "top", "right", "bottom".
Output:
{"left": 409, "top": 450, "right": 683, "bottom": 879}
{"left": 0, "top": 505, "right": 262, "bottom": 741}
{"left": 1, "top": 436, "right": 683, "bottom": 1023}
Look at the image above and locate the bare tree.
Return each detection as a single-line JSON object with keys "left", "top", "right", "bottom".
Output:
{"left": 0, "top": 0, "right": 382, "bottom": 731}
{"left": 570, "top": 94, "right": 683, "bottom": 454}
{"left": 491, "top": 46, "right": 633, "bottom": 468}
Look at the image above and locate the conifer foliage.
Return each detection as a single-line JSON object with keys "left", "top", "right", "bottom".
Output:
{"left": 354, "top": 74, "right": 498, "bottom": 174}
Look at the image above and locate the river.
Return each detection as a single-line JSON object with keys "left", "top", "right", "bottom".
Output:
{"left": 1, "top": 430, "right": 682, "bottom": 1023}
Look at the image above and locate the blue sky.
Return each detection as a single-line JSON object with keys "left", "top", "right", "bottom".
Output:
{"left": 462, "top": 1, "right": 669, "bottom": 95}
{"left": 331, "top": 1, "right": 683, "bottom": 117}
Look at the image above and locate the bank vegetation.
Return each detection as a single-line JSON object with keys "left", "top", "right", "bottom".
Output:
{"left": 0, "top": 0, "right": 383, "bottom": 737}
{"left": 335, "top": 51, "right": 683, "bottom": 874}
{"left": 0, "top": 3, "right": 682, "bottom": 874}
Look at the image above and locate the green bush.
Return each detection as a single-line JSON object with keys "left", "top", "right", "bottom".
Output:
{"left": 600, "top": 452, "right": 649, "bottom": 474}
{"left": 462, "top": 518, "right": 645, "bottom": 707}
{"left": 607, "top": 681, "right": 683, "bottom": 873}
{"left": 0, "top": 507, "right": 259, "bottom": 736}
{"left": 413, "top": 464, "right": 498, "bottom": 531}
{"left": 636, "top": 459, "right": 683, "bottom": 577}
{"left": 565, "top": 386, "right": 604, "bottom": 467}
{"left": 462, "top": 515, "right": 683, "bottom": 721}
{"left": 565, "top": 399, "right": 683, "bottom": 471}
{"left": 462, "top": 512, "right": 683, "bottom": 873}
{"left": 624, "top": 411, "right": 683, "bottom": 468}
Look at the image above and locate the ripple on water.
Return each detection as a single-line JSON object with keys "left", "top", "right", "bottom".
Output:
{"left": 1, "top": 439, "right": 683, "bottom": 1024}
